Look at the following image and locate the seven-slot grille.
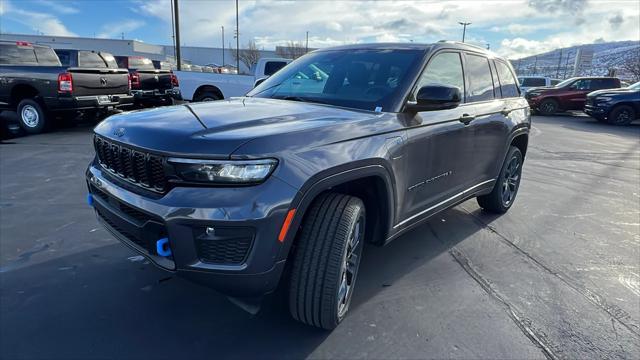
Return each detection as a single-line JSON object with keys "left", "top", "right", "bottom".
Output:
{"left": 94, "top": 136, "right": 168, "bottom": 192}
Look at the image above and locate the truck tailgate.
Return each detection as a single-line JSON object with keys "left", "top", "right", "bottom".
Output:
{"left": 69, "top": 68, "right": 130, "bottom": 96}
{"left": 137, "top": 69, "right": 173, "bottom": 91}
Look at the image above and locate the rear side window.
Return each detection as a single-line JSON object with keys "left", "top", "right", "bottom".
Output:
{"left": 465, "top": 54, "right": 495, "bottom": 102}
{"left": 0, "top": 44, "right": 38, "bottom": 65}
{"left": 55, "top": 50, "right": 72, "bottom": 66}
{"left": 521, "top": 78, "right": 546, "bottom": 87}
{"left": 79, "top": 51, "right": 107, "bottom": 68}
{"left": 264, "top": 61, "right": 288, "bottom": 76}
{"left": 413, "top": 52, "right": 464, "bottom": 101}
{"left": 128, "top": 57, "right": 155, "bottom": 70}
{"left": 591, "top": 78, "right": 619, "bottom": 89}
{"left": 100, "top": 53, "right": 118, "bottom": 68}
{"left": 33, "top": 47, "right": 61, "bottom": 66}
{"left": 494, "top": 61, "right": 520, "bottom": 98}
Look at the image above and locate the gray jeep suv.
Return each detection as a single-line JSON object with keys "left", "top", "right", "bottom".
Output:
{"left": 86, "top": 42, "right": 530, "bottom": 329}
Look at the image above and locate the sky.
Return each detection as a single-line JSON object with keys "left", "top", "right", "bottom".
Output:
{"left": 0, "top": 0, "right": 638, "bottom": 59}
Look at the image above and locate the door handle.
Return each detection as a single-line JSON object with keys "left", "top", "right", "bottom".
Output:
{"left": 501, "top": 108, "right": 512, "bottom": 116}
{"left": 459, "top": 114, "right": 476, "bottom": 125}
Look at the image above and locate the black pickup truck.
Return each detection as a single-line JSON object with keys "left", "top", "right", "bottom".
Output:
{"left": 0, "top": 41, "right": 133, "bottom": 134}
{"left": 114, "top": 56, "right": 181, "bottom": 107}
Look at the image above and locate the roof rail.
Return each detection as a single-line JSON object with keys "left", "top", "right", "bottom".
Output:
{"left": 437, "top": 40, "right": 488, "bottom": 51}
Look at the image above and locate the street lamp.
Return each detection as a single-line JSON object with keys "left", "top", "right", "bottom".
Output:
{"left": 458, "top": 22, "right": 471, "bottom": 43}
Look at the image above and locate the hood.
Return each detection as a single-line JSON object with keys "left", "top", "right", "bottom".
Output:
{"left": 587, "top": 88, "right": 635, "bottom": 98}
{"left": 94, "top": 98, "right": 384, "bottom": 158}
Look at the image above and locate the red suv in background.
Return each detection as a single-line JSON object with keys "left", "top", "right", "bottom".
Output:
{"left": 526, "top": 77, "right": 621, "bottom": 115}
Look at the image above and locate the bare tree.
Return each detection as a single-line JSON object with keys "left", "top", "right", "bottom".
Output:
{"left": 621, "top": 53, "right": 640, "bottom": 82}
{"left": 276, "top": 41, "right": 307, "bottom": 59}
{"left": 232, "top": 40, "right": 261, "bottom": 73}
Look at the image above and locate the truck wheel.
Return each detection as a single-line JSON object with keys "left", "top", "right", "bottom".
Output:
{"left": 538, "top": 99, "right": 558, "bottom": 116}
{"left": 17, "top": 99, "right": 47, "bottom": 134}
{"left": 477, "top": 146, "right": 523, "bottom": 213}
{"left": 289, "top": 193, "right": 366, "bottom": 330}
{"left": 193, "top": 91, "right": 220, "bottom": 102}
{"left": 607, "top": 105, "right": 635, "bottom": 126}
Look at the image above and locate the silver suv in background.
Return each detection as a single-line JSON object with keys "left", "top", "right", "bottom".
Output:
{"left": 518, "top": 76, "right": 562, "bottom": 94}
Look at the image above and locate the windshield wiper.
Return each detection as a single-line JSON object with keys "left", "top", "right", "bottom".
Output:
{"left": 280, "top": 96, "right": 327, "bottom": 105}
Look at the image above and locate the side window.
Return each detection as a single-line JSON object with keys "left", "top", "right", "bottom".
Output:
{"left": 413, "top": 52, "right": 464, "bottom": 101}
{"left": 522, "top": 78, "right": 546, "bottom": 87}
{"left": 0, "top": 45, "right": 37, "bottom": 65}
{"left": 79, "top": 51, "right": 107, "bottom": 68}
{"left": 573, "top": 79, "right": 591, "bottom": 90}
{"left": 465, "top": 54, "right": 495, "bottom": 102}
{"left": 34, "top": 47, "right": 61, "bottom": 66}
{"left": 494, "top": 61, "right": 520, "bottom": 98}
{"left": 55, "top": 50, "right": 71, "bottom": 67}
{"left": 264, "top": 61, "right": 288, "bottom": 76}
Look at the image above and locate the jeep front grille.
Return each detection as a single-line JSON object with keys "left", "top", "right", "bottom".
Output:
{"left": 94, "top": 136, "right": 168, "bottom": 192}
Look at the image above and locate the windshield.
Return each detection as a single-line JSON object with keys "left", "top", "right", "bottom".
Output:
{"left": 628, "top": 81, "right": 640, "bottom": 90}
{"left": 554, "top": 78, "right": 577, "bottom": 88}
{"left": 247, "top": 49, "right": 424, "bottom": 112}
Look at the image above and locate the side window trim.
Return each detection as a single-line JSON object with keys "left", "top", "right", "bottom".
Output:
{"left": 462, "top": 52, "right": 496, "bottom": 103}
{"left": 411, "top": 50, "right": 466, "bottom": 103}
{"left": 495, "top": 59, "right": 521, "bottom": 98}
{"left": 491, "top": 60, "right": 503, "bottom": 98}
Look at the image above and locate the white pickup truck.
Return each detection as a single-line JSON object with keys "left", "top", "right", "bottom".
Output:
{"left": 175, "top": 58, "right": 291, "bottom": 102}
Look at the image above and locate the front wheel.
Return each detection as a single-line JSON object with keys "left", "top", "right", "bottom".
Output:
{"left": 538, "top": 98, "right": 559, "bottom": 116}
{"left": 477, "top": 146, "right": 523, "bottom": 213}
{"left": 607, "top": 105, "right": 635, "bottom": 126}
{"left": 288, "top": 193, "right": 365, "bottom": 330}
{"left": 17, "top": 99, "right": 48, "bottom": 134}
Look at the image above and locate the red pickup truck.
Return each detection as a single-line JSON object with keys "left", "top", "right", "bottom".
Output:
{"left": 525, "top": 77, "right": 621, "bottom": 115}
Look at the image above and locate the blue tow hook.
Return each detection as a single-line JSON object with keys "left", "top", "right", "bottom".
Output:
{"left": 86, "top": 193, "right": 94, "bottom": 206}
{"left": 156, "top": 238, "right": 172, "bottom": 257}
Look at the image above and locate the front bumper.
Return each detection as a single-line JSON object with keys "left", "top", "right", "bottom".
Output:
{"left": 584, "top": 103, "right": 608, "bottom": 117}
{"left": 47, "top": 93, "right": 135, "bottom": 111}
{"left": 86, "top": 163, "right": 299, "bottom": 297}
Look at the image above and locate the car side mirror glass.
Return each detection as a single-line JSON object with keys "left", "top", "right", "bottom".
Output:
{"left": 406, "top": 85, "right": 462, "bottom": 112}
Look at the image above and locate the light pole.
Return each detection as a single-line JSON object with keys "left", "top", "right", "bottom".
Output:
{"left": 305, "top": 31, "right": 309, "bottom": 53}
{"left": 173, "top": 0, "right": 181, "bottom": 70}
{"left": 235, "top": 0, "right": 240, "bottom": 74}
{"left": 221, "top": 26, "right": 225, "bottom": 67}
{"left": 458, "top": 22, "right": 471, "bottom": 43}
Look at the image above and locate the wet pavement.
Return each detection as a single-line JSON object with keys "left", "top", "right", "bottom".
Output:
{"left": 1, "top": 114, "right": 639, "bottom": 359}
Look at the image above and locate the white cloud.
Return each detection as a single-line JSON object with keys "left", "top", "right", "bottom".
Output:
{"left": 2, "top": 1, "right": 76, "bottom": 36}
{"left": 35, "top": 0, "right": 79, "bottom": 14}
{"left": 97, "top": 19, "right": 145, "bottom": 39}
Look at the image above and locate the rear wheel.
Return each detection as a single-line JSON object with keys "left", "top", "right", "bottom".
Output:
{"left": 17, "top": 99, "right": 47, "bottom": 134}
{"left": 538, "top": 98, "right": 558, "bottom": 116}
{"left": 607, "top": 105, "right": 635, "bottom": 126}
{"left": 193, "top": 91, "right": 220, "bottom": 102}
{"left": 289, "top": 193, "right": 365, "bottom": 330}
{"left": 477, "top": 146, "right": 523, "bottom": 213}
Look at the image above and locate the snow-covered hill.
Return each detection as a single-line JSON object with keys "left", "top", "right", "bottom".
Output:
{"left": 510, "top": 41, "right": 639, "bottom": 81}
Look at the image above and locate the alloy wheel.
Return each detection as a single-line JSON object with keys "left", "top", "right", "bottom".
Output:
{"left": 337, "top": 215, "right": 364, "bottom": 318}
{"left": 501, "top": 156, "right": 521, "bottom": 206}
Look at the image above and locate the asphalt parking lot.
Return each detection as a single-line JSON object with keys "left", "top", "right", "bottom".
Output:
{"left": 1, "top": 114, "right": 639, "bottom": 359}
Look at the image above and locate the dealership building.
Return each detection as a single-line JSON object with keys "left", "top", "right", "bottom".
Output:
{"left": 0, "top": 33, "right": 282, "bottom": 73}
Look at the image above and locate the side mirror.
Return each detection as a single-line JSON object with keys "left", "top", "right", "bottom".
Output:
{"left": 406, "top": 85, "right": 462, "bottom": 112}
{"left": 254, "top": 77, "right": 268, "bottom": 88}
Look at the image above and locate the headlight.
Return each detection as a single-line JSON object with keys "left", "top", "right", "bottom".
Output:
{"left": 168, "top": 158, "right": 277, "bottom": 184}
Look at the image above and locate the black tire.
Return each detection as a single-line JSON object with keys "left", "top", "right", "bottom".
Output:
{"left": 477, "top": 146, "right": 523, "bottom": 213}
{"left": 538, "top": 98, "right": 559, "bottom": 116}
{"left": 193, "top": 91, "right": 220, "bottom": 102}
{"left": 607, "top": 105, "right": 635, "bottom": 126}
{"left": 289, "top": 193, "right": 366, "bottom": 330}
{"left": 17, "top": 99, "right": 47, "bottom": 134}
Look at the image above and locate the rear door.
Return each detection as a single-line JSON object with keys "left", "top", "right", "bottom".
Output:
{"left": 402, "top": 51, "right": 476, "bottom": 222}
{"left": 462, "top": 53, "right": 510, "bottom": 184}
